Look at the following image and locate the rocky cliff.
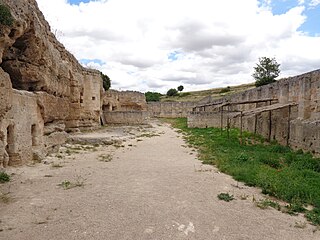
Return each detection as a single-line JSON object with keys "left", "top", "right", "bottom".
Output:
{"left": 0, "top": 0, "right": 102, "bottom": 166}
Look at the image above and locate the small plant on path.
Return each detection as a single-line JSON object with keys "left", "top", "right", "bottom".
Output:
{"left": 99, "top": 154, "right": 112, "bottom": 162}
{"left": 256, "top": 199, "right": 281, "bottom": 211}
{"left": 218, "top": 193, "right": 234, "bottom": 202}
{"left": 58, "top": 175, "right": 86, "bottom": 190}
{"left": 0, "top": 171, "right": 10, "bottom": 183}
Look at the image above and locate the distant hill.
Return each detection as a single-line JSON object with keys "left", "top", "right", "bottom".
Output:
{"left": 161, "top": 83, "right": 255, "bottom": 102}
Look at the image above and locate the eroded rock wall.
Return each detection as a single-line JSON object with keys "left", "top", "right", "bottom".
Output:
{"left": 0, "top": 0, "right": 102, "bottom": 166}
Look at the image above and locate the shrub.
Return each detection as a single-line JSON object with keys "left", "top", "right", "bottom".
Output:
{"left": 220, "top": 86, "right": 231, "bottom": 94}
{"left": 145, "top": 91, "right": 162, "bottom": 102}
{"left": 0, "top": 4, "right": 14, "bottom": 26}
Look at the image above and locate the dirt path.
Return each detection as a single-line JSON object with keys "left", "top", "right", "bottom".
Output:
{"left": 0, "top": 120, "right": 319, "bottom": 240}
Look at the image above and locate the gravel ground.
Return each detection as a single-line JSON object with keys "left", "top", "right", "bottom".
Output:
{"left": 0, "top": 120, "right": 319, "bottom": 240}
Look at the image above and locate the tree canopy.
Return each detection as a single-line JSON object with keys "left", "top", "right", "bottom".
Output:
{"left": 166, "top": 88, "right": 178, "bottom": 97}
{"left": 177, "top": 85, "right": 184, "bottom": 92}
{"left": 101, "top": 72, "right": 111, "bottom": 91}
{"left": 252, "top": 57, "right": 280, "bottom": 87}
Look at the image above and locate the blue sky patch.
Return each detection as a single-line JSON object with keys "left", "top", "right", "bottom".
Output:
{"left": 80, "top": 58, "right": 104, "bottom": 65}
{"left": 168, "top": 51, "right": 181, "bottom": 61}
{"left": 298, "top": 6, "right": 320, "bottom": 36}
{"left": 68, "top": 0, "right": 91, "bottom": 5}
{"left": 259, "top": 0, "right": 320, "bottom": 36}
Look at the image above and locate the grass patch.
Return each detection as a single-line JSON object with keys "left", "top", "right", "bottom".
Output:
{"left": 167, "top": 118, "right": 320, "bottom": 225}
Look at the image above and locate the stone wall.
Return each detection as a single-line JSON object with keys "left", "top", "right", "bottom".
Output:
{"left": 101, "top": 90, "right": 148, "bottom": 124}
{"left": 188, "top": 70, "right": 320, "bottom": 154}
{"left": 103, "top": 111, "right": 149, "bottom": 125}
{"left": 0, "top": 0, "right": 102, "bottom": 166}
{"left": 148, "top": 102, "right": 197, "bottom": 118}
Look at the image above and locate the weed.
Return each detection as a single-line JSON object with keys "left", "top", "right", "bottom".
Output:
{"left": 0, "top": 192, "right": 11, "bottom": 203}
{"left": 217, "top": 193, "right": 234, "bottom": 202}
{"left": 294, "top": 221, "right": 307, "bottom": 229}
{"left": 239, "top": 194, "right": 249, "bottom": 200}
{"left": 305, "top": 208, "right": 320, "bottom": 225}
{"left": 0, "top": 186, "right": 12, "bottom": 203}
{"left": 284, "top": 199, "right": 306, "bottom": 215}
{"left": 0, "top": 171, "right": 10, "bottom": 183}
{"left": 99, "top": 154, "right": 112, "bottom": 162}
{"left": 51, "top": 163, "right": 63, "bottom": 168}
{"left": 58, "top": 176, "right": 85, "bottom": 190}
{"left": 256, "top": 199, "right": 281, "bottom": 210}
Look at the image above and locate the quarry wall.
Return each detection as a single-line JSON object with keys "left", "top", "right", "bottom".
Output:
{"left": 0, "top": 0, "right": 102, "bottom": 166}
{"left": 102, "top": 90, "right": 148, "bottom": 124}
{"left": 188, "top": 70, "right": 320, "bottom": 154}
{"left": 148, "top": 102, "right": 197, "bottom": 118}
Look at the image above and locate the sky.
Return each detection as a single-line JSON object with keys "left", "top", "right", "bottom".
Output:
{"left": 36, "top": 0, "right": 320, "bottom": 93}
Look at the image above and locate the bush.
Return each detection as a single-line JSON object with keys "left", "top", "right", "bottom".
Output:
{"left": 0, "top": 4, "right": 13, "bottom": 26}
{"left": 166, "top": 88, "right": 178, "bottom": 97}
{"left": 145, "top": 91, "right": 162, "bottom": 102}
{"left": 220, "top": 86, "right": 231, "bottom": 93}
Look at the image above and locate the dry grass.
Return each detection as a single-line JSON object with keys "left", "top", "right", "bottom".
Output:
{"left": 161, "top": 83, "right": 255, "bottom": 102}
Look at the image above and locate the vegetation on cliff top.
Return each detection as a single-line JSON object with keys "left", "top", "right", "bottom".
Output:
{"left": 167, "top": 118, "right": 320, "bottom": 225}
{"left": 160, "top": 83, "right": 255, "bottom": 102}
{"left": 101, "top": 72, "right": 111, "bottom": 91}
{"left": 0, "top": 4, "right": 14, "bottom": 26}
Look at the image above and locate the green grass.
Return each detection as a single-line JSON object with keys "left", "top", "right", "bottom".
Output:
{"left": 167, "top": 118, "right": 320, "bottom": 225}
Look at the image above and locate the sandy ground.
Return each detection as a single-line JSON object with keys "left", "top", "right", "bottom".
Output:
{"left": 0, "top": 120, "right": 319, "bottom": 240}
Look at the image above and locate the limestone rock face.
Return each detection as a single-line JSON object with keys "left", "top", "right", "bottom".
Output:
{"left": 0, "top": 0, "right": 102, "bottom": 166}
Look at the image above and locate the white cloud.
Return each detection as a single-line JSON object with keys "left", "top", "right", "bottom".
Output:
{"left": 310, "top": 0, "right": 320, "bottom": 6}
{"left": 36, "top": 0, "right": 320, "bottom": 93}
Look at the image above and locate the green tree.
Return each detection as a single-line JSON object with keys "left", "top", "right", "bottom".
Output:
{"left": 167, "top": 88, "right": 178, "bottom": 97}
{"left": 145, "top": 91, "right": 162, "bottom": 102}
{"left": 0, "top": 4, "right": 14, "bottom": 26}
{"left": 252, "top": 57, "right": 280, "bottom": 87}
{"left": 101, "top": 72, "right": 111, "bottom": 91}
{"left": 177, "top": 85, "right": 184, "bottom": 92}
